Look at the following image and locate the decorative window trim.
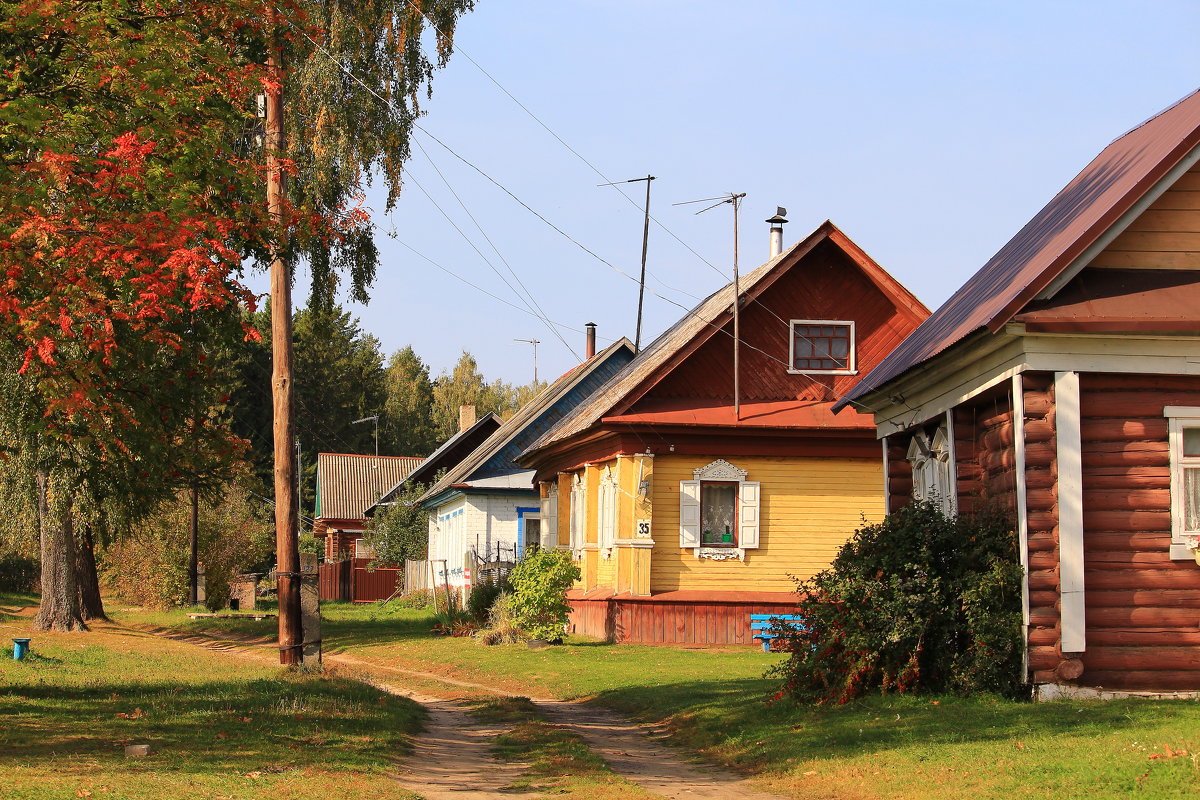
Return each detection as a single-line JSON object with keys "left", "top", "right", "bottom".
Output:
{"left": 541, "top": 482, "right": 559, "bottom": 550}
{"left": 569, "top": 472, "right": 587, "bottom": 560}
{"left": 1165, "top": 406, "right": 1200, "bottom": 561}
{"left": 907, "top": 423, "right": 955, "bottom": 516}
{"left": 788, "top": 319, "right": 856, "bottom": 375}
{"left": 679, "top": 459, "right": 760, "bottom": 560}
{"left": 598, "top": 466, "right": 618, "bottom": 559}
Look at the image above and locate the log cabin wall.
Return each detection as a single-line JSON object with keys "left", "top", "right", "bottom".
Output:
{"left": 1019, "top": 373, "right": 1065, "bottom": 684}
{"left": 952, "top": 384, "right": 1020, "bottom": 514}
{"left": 1072, "top": 372, "right": 1200, "bottom": 690}
{"left": 886, "top": 438, "right": 913, "bottom": 512}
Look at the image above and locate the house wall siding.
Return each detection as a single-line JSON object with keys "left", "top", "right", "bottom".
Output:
{"left": 649, "top": 454, "right": 884, "bottom": 593}
{"left": 1069, "top": 372, "right": 1200, "bottom": 690}
{"left": 1092, "top": 164, "right": 1200, "bottom": 270}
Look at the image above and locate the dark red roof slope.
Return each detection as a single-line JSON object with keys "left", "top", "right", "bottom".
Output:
{"left": 837, "top": 88, "right": 1200, "bottom": 410}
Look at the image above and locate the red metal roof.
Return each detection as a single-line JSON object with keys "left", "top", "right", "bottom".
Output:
{"left": 838, "top": 87, "right": 1200, "bottom": 410}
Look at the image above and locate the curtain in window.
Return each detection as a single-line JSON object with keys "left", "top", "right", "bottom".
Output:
{"left": 701, "top": 482, "right": 737, "bottom": 544}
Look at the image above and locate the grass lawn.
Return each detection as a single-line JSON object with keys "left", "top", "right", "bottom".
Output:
{"left": 115, "top": 598, "right": 1200, "bottom": 799}
{"left": 0, "top": 593, "right": 423, "bottom": 800}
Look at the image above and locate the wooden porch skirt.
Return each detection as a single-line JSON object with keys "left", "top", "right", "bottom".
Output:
{"left": 567, "top": 590, "right": 798, "bottom": 646}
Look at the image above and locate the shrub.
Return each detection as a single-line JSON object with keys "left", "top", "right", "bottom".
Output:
{"left": 507, "top": 548, "right": 580, "bottom": 642}
{"left": 391, "top": 588, "right": 434, "bottom": 609}
{"left": 467, "top": 577, "right": 510, "bottom": 624}
{"left": 103, "top": 480, "right": 273, "bottom": 610}
{"left": 0, "top": 551, "right": 38, "bottom": 593}
{"left": 771, "top": 502, "right": 1024, "bottom": 704}
{"left": 476, "top": 592, "right": 524, "bottom": 645}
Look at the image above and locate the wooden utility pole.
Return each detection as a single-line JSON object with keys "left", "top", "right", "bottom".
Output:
{"left": 189, "top": 483, "right": 199, "bottom": 605}
{"left": 266, "top": 19, "right": 303, "bottom": 665}
{"left": 598, "top": 175, "right": 654, "bottom": 352}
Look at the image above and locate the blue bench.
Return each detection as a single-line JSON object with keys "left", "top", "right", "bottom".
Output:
{"left": 751, "top": 614, "right": 805, "bottom": 652}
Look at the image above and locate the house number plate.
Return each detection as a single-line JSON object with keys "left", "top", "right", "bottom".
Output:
{"left": 636, "top": 519, "right": 652, "bottom": 538}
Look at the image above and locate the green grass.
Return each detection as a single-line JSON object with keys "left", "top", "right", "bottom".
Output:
{"left": 0, "top": 604, "right": 424, "bottom": 800}
{"left": 117, "top": 597, "right": 1200, "bottom": 799}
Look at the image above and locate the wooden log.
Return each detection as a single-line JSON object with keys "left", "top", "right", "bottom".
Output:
{"left": 976, "top": 407, "right": 1014, "bottom": 430}
{"left": 1082, "top": 374, "right": 1200, "bottom": 392}
{"left": 1025, "top": 469, "right": 1056, "bottom": 490}
{"left": 1027, "top": 512, "right": 1059, "bottom": 534}
{"left": 1086, "top": 552, "right": 1177, "bottom": 569}
{"left": 1084, "top": 393, "right": 1200, "bottom": 417}
{"left": 1029, "top": 590, "right": 1058, "bottom": 607}
{"left": 1084, "top": 510, "right": 1172, "bottom": 533}
{"left": 1024, "top": 442, "right": 1056, "bottom": 468}
{"left": 1029, "top": 551, "right": 1059, "bottom": 572}
{"left": 1082, "top": 450, "right": 1169, "bottom": 469}
{"left": 1022, "top": 419, "right": 1055, "bottom": 444}
{"left": 1027, "top": 529, "right": 1058, "bottom": 550}
{"left": 1080, "top": 670, "right": 1200, "bottom": 691}
{"left": 1028, "top": 571, "right": 1059, "bottom": 592}
{"left": 1082, "top": 532, "right": 1175, "bottom": 554}
{"left": 1021, "top": 393, "right": 1053, "bottom": 418}
{"left": 1086, "top": 589, "right": 1200, "bottom": 609}
{"left": 1032, "top": 669, "right": 1057, "bottom": 684}
{"left": 1083, "top": 646, "right": 1200, "bottom": 672}
{"left": 1080, "top": 418, "right": 1168, "bottom": 442}
{"left": 1028, "top": 646, "right": 1060, "bottom": 671}
{"left": 1086, "top": 607, "right": 1200, "bottom": 627}
{"left": 1080, "top": 488, "right": 1171, "bottom": 511}
{"left": 1029, "top": 606, "right": 1061, "bottom": 627}
{"left": 981, "top": 425, "right": 1015, "bottom": 451}
{"left": 1028, "top": 627, "right": 1059, "bottom": 646}
{"left": 1087, "top": 628, "right": 1200, "bottom": 647}
{"left": 1056, "top": 658, "right": 1086, "bottom": 680}
{"left": 1083, "top": 470, "right": 1171, "bottom": 490}
{"left": 1085, "top": 567, "right": 1200, "bottom": 590}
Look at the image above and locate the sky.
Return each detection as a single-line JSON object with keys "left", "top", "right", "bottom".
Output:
{"left": 248, "top": 0, "right": 1200, "bottom": 386}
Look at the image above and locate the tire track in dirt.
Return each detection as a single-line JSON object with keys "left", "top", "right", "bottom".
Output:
{"left": 137, "top": 625, "right": 788, "bottom": 800}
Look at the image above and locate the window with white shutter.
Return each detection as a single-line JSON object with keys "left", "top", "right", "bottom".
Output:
{"left": 680, "top": 459, "right": 757, "bottom": 560}
{"left": 541, "top": 482, "right": 559, "bottom": 549}
{"left": 598, "top": 466, "right": 617, "bottom": 554}
{"left": 569, "top": 472, "right": 586, "bottom": 556}
{"left": 1166, "top": 407, "right": 1200, "bottom": 560}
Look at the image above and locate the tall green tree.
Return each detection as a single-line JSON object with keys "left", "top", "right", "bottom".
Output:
{"left": 383, "top": 346, "right": 438, "bottom": 456}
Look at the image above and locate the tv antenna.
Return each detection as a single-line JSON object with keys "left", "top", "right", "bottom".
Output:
{"left": 513, "top": 338, "right": 540, "bottom": 384}
{"left": 598, "top": 175, "right": 655, "bottom": 352}
{"left": 673, "top": 192, "right": 747, "bottom": 419}
{"left": 351, "top": 415, "right": 380, "bottom": 456}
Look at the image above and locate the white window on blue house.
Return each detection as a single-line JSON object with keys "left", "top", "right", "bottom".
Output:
{"left": 1165, "top": 406, "right": 1200, "bottom": 560}
{"left": 679, "top": 459, "right": 760, "bottom": 561}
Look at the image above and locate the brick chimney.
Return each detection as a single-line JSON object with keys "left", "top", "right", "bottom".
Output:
{"left": 458, "top": 404, "right": 476, "bottom": 432}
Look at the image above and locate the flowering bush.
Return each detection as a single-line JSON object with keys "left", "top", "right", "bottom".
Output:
{"left": 770, "top": 502, "right": 1023, "bottom": 703}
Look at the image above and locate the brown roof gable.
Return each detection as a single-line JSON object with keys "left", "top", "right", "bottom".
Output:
{"left": 522, "top": 221, "right": 928, "bottom": 457}
{"left": 316, "top": 453, "right": 424, "bottom": 521}
{"left": 838, "top": 88, "right": 1200, "bottom": 411}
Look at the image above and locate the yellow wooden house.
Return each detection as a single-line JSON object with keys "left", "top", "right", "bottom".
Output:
{"left": 519, "top": 221, "right": 929, "bottom": 644}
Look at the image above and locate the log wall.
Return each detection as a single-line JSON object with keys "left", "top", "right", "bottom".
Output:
{"left": 1068, "top": 373, "right": 1200, "bottom": 690}
{"left": 953, "top": 384, "right": 1021, "bottom": 514}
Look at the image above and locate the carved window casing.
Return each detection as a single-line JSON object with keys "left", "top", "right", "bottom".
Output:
{"left": 1165, "top": 406, "right": 1200, "bottom": 560}
{"left": 540, "top": 482, "right": 559, "bottom": 550}
{"left": 908, "top": 424, "right": 954, "bottom": 515}
{"left": 569, "top": 472, "right": 586, "bottom": 559}
{"left": 598, "top": 466, "right": 618, "bottom": 558}
{"left": 679, "top": 459, "right": 760, "bottom": 561}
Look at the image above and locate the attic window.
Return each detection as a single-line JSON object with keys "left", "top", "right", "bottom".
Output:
{"left": 789, "top": 320, "right": 855, "bottom": 374}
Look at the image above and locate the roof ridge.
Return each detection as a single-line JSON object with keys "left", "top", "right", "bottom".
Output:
{"left": 1111, "top": 86, "right": 1200, "bottom": 143}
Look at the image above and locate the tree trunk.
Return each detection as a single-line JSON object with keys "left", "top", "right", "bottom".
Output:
{"left": 33, "top": 473, "right": 87, "bottom": 632}
{"left": 76, "top": 523, "right": 107, "bottom": 622}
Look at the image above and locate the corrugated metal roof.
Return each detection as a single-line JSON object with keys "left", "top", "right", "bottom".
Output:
{"left": 523, "top": 221, "right": 927, "bottom": 456}
{"left": 838, "top": 87, "right": 1200, "bottom": 411}
{"left": 315, "top": 453, "right": 424, "bottom": 521}
{"left": 417, "top": 338, "right": 636, "bottom": 507}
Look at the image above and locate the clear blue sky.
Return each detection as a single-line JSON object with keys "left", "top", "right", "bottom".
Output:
{"left": 249, "top": 0, "right": 1200, "bottom": 385}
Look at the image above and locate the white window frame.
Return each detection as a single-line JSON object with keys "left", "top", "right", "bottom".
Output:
{"left": 679, "top": 459, "right": 760, "bottom": 561}
{"left": 569, "top": 472, "right": 586, "bottom": 559}
{"left": 598, "top": 466, "right": 618, "bottom": 557}
{"left": 788, "top": 319, "right": 856, "bottom": 375}
{"left": 541, "top": 482, "right": 559, "bottom": 550}
{"left": 354, "top": 537, "right": 376, "bottom": 560}
{"left": 907, "top": 423, "right": 955, "bottom": 516}
{"left": 1165, "top": 406, "right": 1200, "bottom": 560}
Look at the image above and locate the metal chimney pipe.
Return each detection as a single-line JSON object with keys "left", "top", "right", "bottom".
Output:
{"left": 766, "top": 207, "right": 788, "bottom": 259}
{"left": 585, "top": 322, "right": 597, "bottom": 360}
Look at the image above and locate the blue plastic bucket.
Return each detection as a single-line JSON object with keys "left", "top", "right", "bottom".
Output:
{"left": 12, "top": 638, "right": 30, "bottom": 660}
